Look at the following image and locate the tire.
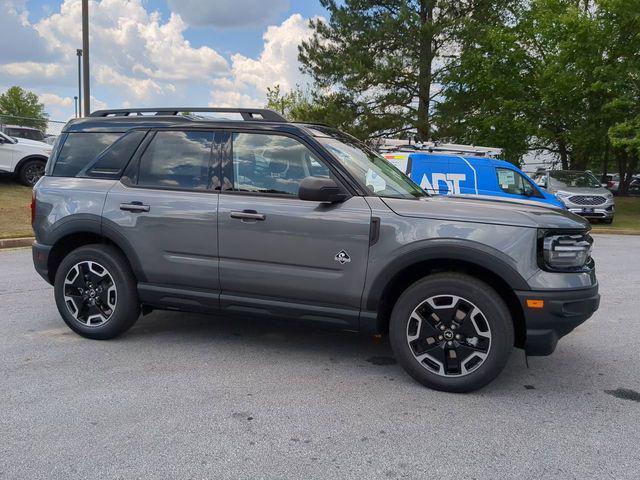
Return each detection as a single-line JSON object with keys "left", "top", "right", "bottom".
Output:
{"left": 389, "top": 273, "right": 514, "bottom": 393}
{"left": 54, "top": 244, "right": 140, "bottom": 339}
{"left": 602, "top": 217, "right": 613, "bottom": 225}
{"left": 18, "top": 158, "right": 46, "bottom": 187}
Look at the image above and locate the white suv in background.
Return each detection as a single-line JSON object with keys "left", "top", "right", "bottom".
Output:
{"left": 0, "top": 131, "right": 51, "bottom": 186}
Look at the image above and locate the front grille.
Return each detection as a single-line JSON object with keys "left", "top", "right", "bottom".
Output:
{"left": 569, "top": 195, "right": 606, "bottom": 206}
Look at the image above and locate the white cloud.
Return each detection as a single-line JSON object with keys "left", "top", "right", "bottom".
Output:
{"left": 167, "top": 0, "right": 289, "bottom": 28}
{"left": 1, "top": 62, "right": 65, "bottom": 79}
{"left": 39, "top": 93, "right": 74, "bottom": 108}
{"left": 0, "top": 2, "right": 316, "bottom": 117}
{"left": 229, "top": 14, "right": 314, "bottom": 95}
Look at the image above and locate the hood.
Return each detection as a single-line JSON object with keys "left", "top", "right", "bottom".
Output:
{"left": 382, "top": 195, "right": 589, "bottom": 230}
{"left": 14, "top": 137, "right": 51, "bottom": 149}
{"left": 549, "top": 186, "right": 609, "bottom": 195}
{"left": 448, "top": 193, "right": 564, "bottom": 209}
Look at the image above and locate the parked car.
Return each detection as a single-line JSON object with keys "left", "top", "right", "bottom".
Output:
{"left": 602, "top": 173, "right": 620, "bottom": 194}
{"left": 533, "top": 170, "right": 615, "bottom": 223}
{"left": 0, "top": 131, "right": 51, "bottom": 186}
{"left": 0, "top": 124, "right": 46, "bottom": 142}
{"left": 383, "top": 151, "right": 564, "bottom": 209}
{"left": 32, "top": 107, "right": 600, "bottom": 393}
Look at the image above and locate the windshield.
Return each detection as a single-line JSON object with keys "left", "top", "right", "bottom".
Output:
{"left": 318, "top": 136, "right": 426, "bottom": 199}
{"left": 550, "top": 171, "right": 601, "bottom": 189}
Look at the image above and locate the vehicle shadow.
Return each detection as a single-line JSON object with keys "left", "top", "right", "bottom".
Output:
{"left": 119, "top": 309, "right": 575, "bottom": 395}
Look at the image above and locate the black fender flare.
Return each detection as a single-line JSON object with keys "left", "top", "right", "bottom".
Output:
{"left": 45, "top": 215, "right": 147, "bottom": 282}
{"left": 363, "top": 238, "right": 531, "bottom": 311}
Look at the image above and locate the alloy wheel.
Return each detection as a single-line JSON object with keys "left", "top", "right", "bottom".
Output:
{"left": 63, "top": 261, "right": 117, "bottom": 326}
{"left": 406, "top": 295, "right": 492, "bottom": 377}
{"left": 24, "top": 162, "right": 45, "bottom": 186}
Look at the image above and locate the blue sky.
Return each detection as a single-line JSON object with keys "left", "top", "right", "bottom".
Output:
{"left": 0, "top": 0, "right": 328, "bottom": 123}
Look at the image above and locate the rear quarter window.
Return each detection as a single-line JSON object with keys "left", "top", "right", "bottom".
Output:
{"left": 52, "top": 132, "right": 122, "bottom": 177}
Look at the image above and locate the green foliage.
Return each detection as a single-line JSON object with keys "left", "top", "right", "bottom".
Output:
{"left": 0, "top": 86, "right": 48, "bottom": 131}
{"left": 436, "top": 0, "right": 640, "bottom": 178}
{"left": 299, "top": 0, "right": 513, "bottom": 142}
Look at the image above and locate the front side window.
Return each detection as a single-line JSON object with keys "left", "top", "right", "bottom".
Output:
{"left": 232, "top": 133, "right": 330, "bottom": 196}
{"left": 53, "top": 132, "right": 122, "bottom": 177}
{"left": 317, "top": 135, "right": 426, "bottom": 199}
{"left": 137, "top": 130, "right": 215, "bottom": 190}
{"left": 496, "top": 167, "right": 535, "bottom": 196}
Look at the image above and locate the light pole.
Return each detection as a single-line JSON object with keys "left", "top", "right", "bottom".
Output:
{"left": 74, "top": 96, "right": 78, "bottom": 118}
{"left": 81, "top": 0, "right": 90, "bottom": 116}
{"left": 76, "top": 49, "right": 82, "bottom": 117}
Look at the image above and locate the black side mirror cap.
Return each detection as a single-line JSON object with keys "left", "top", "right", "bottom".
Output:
{"left": 298, "top": 176, "right": 347, "bottom": 203}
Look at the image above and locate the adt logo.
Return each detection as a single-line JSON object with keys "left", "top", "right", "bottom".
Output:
{"left": 419, "top": 173, "right": 467, "bottom": 195}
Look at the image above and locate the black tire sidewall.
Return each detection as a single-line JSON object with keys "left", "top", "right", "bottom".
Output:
{"left": 389, "top": 273, "right": 514, "bottom": 393}
{"left": 54, "top": 244, "right": 139, "bottom": 339}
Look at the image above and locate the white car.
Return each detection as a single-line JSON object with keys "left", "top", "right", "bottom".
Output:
{"left": 0, "top": 131, "right": 52, "bottom": 186}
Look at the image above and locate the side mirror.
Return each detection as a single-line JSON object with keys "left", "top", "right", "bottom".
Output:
{"left": 298, "top": 176, "right": 347, "bottom": 203}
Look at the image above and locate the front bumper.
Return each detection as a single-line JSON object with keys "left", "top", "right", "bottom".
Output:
{"left": 515, "top": 284, "right": 600, "bottom": 356}
{"left": 32, "top": 241, "right": 53, "bottom": 284}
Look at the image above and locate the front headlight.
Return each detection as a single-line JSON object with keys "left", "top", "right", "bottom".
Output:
{"left": 539, "top": 231, "right": 593, "bottom": 271}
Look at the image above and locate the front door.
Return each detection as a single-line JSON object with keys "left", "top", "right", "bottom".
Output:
{"left": 102, "top": 129, "right": 220, "bottom": 295}
{"left": 217, "top": 131, "right": 371, "bottom": 327}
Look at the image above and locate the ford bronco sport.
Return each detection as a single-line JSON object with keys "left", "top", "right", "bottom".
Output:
{"left": 31, "top": 108, "right": 600, "bottom": 392}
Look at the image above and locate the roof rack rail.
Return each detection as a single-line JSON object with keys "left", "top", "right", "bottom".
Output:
{"left": 89, "top": 107, "right": 288, "bottom": 122}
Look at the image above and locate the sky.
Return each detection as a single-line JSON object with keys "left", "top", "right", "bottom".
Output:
{"left": 0, "top": 0, "right": 328, "bottom": 123}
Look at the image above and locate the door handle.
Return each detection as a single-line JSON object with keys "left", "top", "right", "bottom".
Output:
{"left": 120, "top": 202, "right": 150, "bottom": 213}
{"left": 230, "top": 210, "right": 266, "bottom": 221}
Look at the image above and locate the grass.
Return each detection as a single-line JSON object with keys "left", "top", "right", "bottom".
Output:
{"left": 0, "top": 176, "right": 33, "bottom": 239}
{"left": 0, "top": 176, "right": 637, "bottom": 239}
{"left": 591, "top": 196, "right": 640, "bottom": 233}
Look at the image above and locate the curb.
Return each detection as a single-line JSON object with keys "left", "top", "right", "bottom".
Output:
{"left": 591, "top": 229, "right": 640, "bottom": 235}
{"left": 0, "top": 237, "right": 34, "bottom": 249}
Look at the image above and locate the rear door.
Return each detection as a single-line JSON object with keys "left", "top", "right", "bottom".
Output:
{"left": 102, "top": 129, "right": 221, "bottom": 294}
{"left": 217, "top": 131, "right": 371, "bottom": 328}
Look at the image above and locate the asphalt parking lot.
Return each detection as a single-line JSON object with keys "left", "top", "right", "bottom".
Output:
{"left": 1, "top": 234, "right": 639, "bottom": 479}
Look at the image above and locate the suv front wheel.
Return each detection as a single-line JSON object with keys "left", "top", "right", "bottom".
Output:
{"left": 54, "top": 244, "right": 140, "bottom": 339}
{"left": 389, "top": 273, "right": 514, "bottom": 393}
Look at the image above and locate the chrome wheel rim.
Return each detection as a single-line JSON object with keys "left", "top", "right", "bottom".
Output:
{"left": 406, "top": 295, "right": 492, "bottom": 377}
{"left": 63, "top": 261, "right": 117, "bottom": 327}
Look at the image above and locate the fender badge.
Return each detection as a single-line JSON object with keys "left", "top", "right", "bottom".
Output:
{"left": 334, "top": 250, "right": 351, "bottom": 264}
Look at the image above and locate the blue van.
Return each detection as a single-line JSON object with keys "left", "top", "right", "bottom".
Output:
{"left": 383, "top": 152, "right": 564, "bottom": 208}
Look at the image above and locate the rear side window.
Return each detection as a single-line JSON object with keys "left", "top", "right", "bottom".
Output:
{"left": 137, "top": 130, "right": 215, "bottom": 191}
{"left": 84, "top": 130, "right": 147, "bottom": 178}
{"left": 53, "top": 132, "right": 122, "bottom": 177}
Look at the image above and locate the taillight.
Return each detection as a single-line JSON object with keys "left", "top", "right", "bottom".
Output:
{"left": 31, "top": 189, "right": 36, "bottom": 225}
{"left": 607, "top": 181, "right": 614, "bottom": 188}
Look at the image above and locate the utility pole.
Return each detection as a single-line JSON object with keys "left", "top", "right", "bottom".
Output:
{"left": 76, "top": 49, "right": 82, "bottom": 117}
{"left": 74, "top": 96, "right": 78, "bottom": 118}
{"left": 81, "top": 0, "right": 90, "bottom": 116}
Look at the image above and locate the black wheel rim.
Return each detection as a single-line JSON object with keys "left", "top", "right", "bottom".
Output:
{"left": 63, "top": 261, "right": 117, "bottom": 326}
{"left": 406, "top": 295, "right": 492, "bottom": 377}
{"left": 24, "top": 163, "right": 45, "bottom": 186}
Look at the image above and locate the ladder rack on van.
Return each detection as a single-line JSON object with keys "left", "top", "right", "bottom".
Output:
{"left": 89, "top": 108, "right": 288, "bottom": 123}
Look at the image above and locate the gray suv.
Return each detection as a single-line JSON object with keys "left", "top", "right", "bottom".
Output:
{"left": 534, "top": 170, "right": 615, "bottom": 223}
{"left": 31, "top": 108, "right": 600, "bottom": 392}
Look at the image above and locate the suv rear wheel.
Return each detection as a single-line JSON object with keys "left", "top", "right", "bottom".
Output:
{"left": 54, "top": 244, "right": 140, "bottom": 339}
{"left": 389, "top": 273, "right": 514, "bottom": 393}
{"left": 18, "top": 158, "right": 46, "bottom": 187}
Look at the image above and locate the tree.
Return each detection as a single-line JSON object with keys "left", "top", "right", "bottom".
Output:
{"left": 0, "top": 86, "right": 48, "bottom": 131}
{"left": 299, "top": 0, "right": 512, "bottom": 142}
{"left": 436, "top": 0, "right": 640, "bottom": 171}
